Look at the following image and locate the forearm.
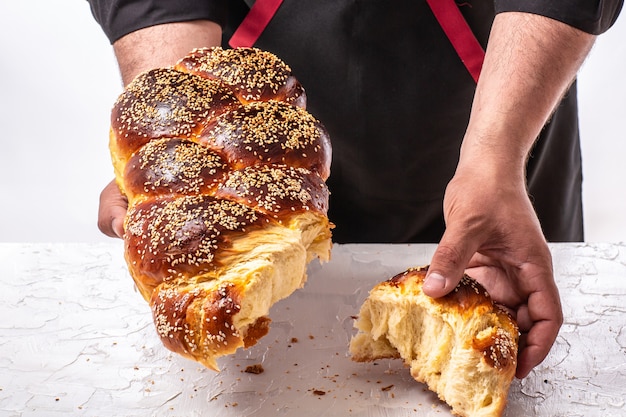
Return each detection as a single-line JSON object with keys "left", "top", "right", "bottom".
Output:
{"left": 113, "top": 20, "right": 222, "bottom": 85}
{"left": 459, "top": 12, "right": 596, "bottom": 177}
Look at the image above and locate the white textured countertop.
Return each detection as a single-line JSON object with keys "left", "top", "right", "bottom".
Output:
{"left": 1, "top": 242, "right": 625, "bottom": 416}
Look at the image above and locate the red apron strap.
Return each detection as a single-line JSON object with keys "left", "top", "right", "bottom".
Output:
{"left": 425, "top": 0, "right": 485, "bottom": 83}
{"left": 230, "top": 0, "right": 484, "bottom": 82}
{"left": 229, "top": 0, "right": 284, "bottom": 48}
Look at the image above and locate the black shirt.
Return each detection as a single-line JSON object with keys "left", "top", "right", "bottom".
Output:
{"left": 87, "top": 0, "right": 623, "bottom": 243}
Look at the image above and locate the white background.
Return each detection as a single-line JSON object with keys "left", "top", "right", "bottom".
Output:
{"left": 0, "top": 1, "right": 624, "bottom": 243}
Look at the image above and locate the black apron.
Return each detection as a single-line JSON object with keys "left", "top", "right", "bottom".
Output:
{"left": 221, "top": 0, "right": 584, "bottom": 243}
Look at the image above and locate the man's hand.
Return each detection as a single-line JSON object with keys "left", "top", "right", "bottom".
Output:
{"left": 423, "top": 163, "right": 562, "bottom": 379}
{"left": 98, "top": 179, "right": 127, "bottom": 239}
{"left": 422, "top": 11, "right": 595, "bottom": 378}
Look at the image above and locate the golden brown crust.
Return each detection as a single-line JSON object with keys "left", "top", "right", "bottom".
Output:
{"left": 123, "top": 138, "right": 229, "bottom": 201}
{"left": 151, "top": 282, "right": 244, "bottom": 364}
{"left": 200, "top": 101, "right": 331, "bottom": 180}
{"left": 175, "top": 47, "right": 306, "bottom": 108}
{"left": 111, "top": 68, "right": 239, "bottom": 161}
{"left": 109, "top": 47, "right": 332, "bottom": 370}
{"left": 215, "top": 165, "right": 329, "bottom": 220}
{"left": 150, "top": 279, "right": 274, "bottom": 370}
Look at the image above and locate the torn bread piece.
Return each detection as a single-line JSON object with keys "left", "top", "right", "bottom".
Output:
{"left": 350, "top": 266, "right": 519, "bottom": 417}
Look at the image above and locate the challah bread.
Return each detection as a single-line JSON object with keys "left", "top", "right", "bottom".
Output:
{"left": 350, "top": 266, "right": 518, "bottom": 417}
{"left": 109, "top": 46, "right": 332, "bottom": 370}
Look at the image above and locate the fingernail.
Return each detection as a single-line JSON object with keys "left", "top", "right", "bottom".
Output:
{"left": 423, "top": 272, "right": 446, "bottom": 291}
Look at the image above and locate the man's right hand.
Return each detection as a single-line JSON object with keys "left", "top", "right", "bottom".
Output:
{"left": 97, "top": 179, "right": 127, "bottom": 239}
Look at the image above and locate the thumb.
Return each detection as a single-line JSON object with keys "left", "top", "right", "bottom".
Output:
{"left": 98, "top": 179, "right": 128, "bottom": 239}
{"left": 110, "top": 214, "right": 126, "bottom": 239}
{"left": 423, "top": 229, "right": 477, "bottom": 298}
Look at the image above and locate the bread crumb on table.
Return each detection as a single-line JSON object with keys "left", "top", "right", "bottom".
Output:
{"left": 244, "top": 364, "right": 264, "bottom": 374}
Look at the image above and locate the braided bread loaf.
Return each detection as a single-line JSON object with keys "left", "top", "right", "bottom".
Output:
{"left": 350, "top": 266, "right": 518, "bottom": 417}
{"left": 109, "top": 47, "right": 333, "bottom": 370}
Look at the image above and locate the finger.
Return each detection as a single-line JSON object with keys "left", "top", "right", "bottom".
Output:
{"left": 515, "top": 304, "right": 533, "bottom": 333}
{"left": 110, "top": 212, "right": 125, "bottom": 239}
{"left": 423, "top": 228, "right": 479, "bottom": 298}
{"left": 515, "top": 319, "right": 560, "bottom": 378}
{"left": 98, "top": 180, "right": 128, "bottom": 239}
{"left": 515, "top": 291, "right": 563, "bottom": 378}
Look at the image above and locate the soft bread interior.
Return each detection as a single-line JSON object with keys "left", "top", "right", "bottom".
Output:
{"left": 227, "top": 212, "right": 330, "bottom": 323}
